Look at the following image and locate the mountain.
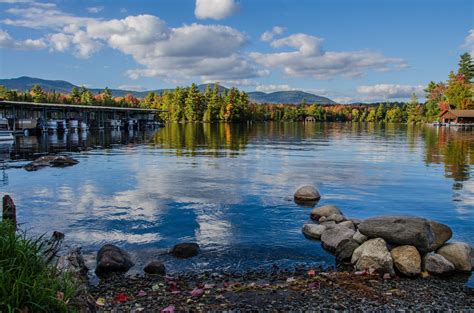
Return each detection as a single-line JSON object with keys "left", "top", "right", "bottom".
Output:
{"left": 0, "top": 76, "right": 336, "bottom": 105}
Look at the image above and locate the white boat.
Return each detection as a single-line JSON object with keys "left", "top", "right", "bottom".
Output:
{"left": 47, "top": 119, "right": 58, "bottom": 132}
{"left": 0, "top": 118, "right": 13, "bottom": 141}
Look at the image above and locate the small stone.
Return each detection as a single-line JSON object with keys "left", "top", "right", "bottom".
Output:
{"left": 437, "top": 242, "right": 471, "bottom": 272}
{"left": 144, "top": 261, "right": 166, "bottom": 275}
{"left": 383, "top": 273, "right": 391, "bottom": 280}
{"left": 302, "top": 224, "right": 326, "bottom": 240}
{"left": 326, "top": 213, "right": 345, "bottom": 223}
{"left": 420, "top": 271, "right": 429, "bottom": 278}
{"left": 95, "top": 244, "right": 134, "bottom": 275}
{"left": 310, "top": 205, "right": 342, "bottom": 220}
{"left": 318, "top": 216, "right": 327, "bottom": 223}
{"left": 170, "top": 242, "right": 200, "bottom": 259}
{"left": 339, "top": 220, "right": 355, "bottom": 230}
{"left": 352, "top": 230, "right": 368, "bottom": 244}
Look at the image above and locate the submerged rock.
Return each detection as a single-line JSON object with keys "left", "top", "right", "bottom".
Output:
{"left": 351, "top": 238, "right": 394, "bottom": 274}
{"left": 335, "top": 239, "right": 359, "bottom": 262}
{"left": 302, "top": 224, "right": 326, "bottom": 240}
{"left": 436, "top": 242, "right": 471, "bottom": 272}
{"left": 170, "top": 242, "right": 200, "bottom": 259}
{"left": 422, "top": 253, "right": 455, "bottom": 275}
{"left": 390, "top": 245, "right": 421, "bottom": 276}
{"left": 310, "top": 205, "right": 342, "bottom": 221}
{"left": 144, "top": 261, "right": 166, "bottom": 275}
{"left": 358, "top": 216, "right": 451, "bottom": 253}
{"left": 294, "top": 186, "right": 321, "bottom": 203}
{"left": 24, "top": 155, "right": 79, "bottom": 171}
{"left": 320, "top": 224, "right": 355, "bottom": 252}
{"left": 95, "top": 244, "right": 134, "bottom": 275}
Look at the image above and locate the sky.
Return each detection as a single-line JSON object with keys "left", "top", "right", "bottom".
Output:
{"left": 0, "top": 0, "right": 473, "bottom": 103}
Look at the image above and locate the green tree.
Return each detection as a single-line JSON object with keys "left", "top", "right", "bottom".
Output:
{"left": 444, "top": 71, "right": 473, "bottom": 109}
{"left": 70, "top": 87, "right": 80, "bottom": 104}
{"left": 458, "top": 52, "right": 474, "bottom": 82}
{"left": 184, "top": 83, "right": 203, "bottom": 121}
{"left": 101, "top": 87, "right": 113, "bottom": 106}
{"left": 30, "top": 84, "right": 46, "bottom": 103}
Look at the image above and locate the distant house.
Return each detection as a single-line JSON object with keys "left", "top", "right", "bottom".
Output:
{"left": 439, "top": 110, "right": 474, "bottom": 124}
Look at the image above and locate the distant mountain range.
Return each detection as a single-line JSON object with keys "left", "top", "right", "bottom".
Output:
{"left": 0, "top": 76, "right": 336, "bottom": 105}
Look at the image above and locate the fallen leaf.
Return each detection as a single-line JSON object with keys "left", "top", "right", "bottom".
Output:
{"left": 137, "top": 290, "right": 147, "bottom": 297}
{"left": 56, "top": 291, "right": 65, "bottom": 301}
{"left": 95, "top": 297, "right": 106, "bottom": 306}
{"left": 152, "top": 284, "right": 161, "bottom": 291}
{"left": 307, "top": 269, "right": 316, "bottom": 277}
{"left": 161, "top": 304, "right": 175, "bottom": 313}
{"left": 190, "top": 288, "right": 204, "bottom": 298}
{"left": 114, "top": 293, "right": 128, "bottom": 303}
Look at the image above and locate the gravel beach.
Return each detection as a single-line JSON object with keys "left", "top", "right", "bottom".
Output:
{"left": 89, "top": 267, "right": 474, "bottom": 312}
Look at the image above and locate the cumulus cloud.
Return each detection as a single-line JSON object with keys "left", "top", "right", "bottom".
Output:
{"left": 251, "top": 33, "right": 408, "bottom": 79}
{"left": 356, "top": 84, "right": 424, "bottom": 99}
{"left": 462, "top": 29, "right": 474, "bottom": 55}
{"left": 260, "top": 26, "right": 285, "bottom": 42}
{"left": 0, "top": 29, "right": 46, "bottom": 50}
{"left": 87, "top": 6, "right": 104, "bottom": 14}
{"left": 195, "top": 0, "right": 238, "bottom": 20}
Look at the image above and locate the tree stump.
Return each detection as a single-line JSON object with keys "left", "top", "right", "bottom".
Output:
{"left": 2, "top": 195, "right": 16, "bottom": 228}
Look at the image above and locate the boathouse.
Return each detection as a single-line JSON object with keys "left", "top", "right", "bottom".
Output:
{"left": 439, "top": 109, "right": 474, "bottom": 124}
{"left": 0, "top": 100, "right": 164, "bottom": 132}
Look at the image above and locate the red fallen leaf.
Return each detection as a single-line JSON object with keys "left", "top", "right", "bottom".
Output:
{"left": 307, "top": 269, "right": 316, "bottom": 277}
{"left": 190, "top": 288, "right": 204, "bottom": 298}
{"left": 114, "top": 293, "right": 128, "bottom": 303}
{"left": 168, "top": 281, "right": 179, "bottom": 292}
{"left": 161, "top": 304, "right": 175, "bottom": 313}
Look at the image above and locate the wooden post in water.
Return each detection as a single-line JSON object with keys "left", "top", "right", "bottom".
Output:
{"left": 2, "top": 195, "right": 17, "bottom": 228}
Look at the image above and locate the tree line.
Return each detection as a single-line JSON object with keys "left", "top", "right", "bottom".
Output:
{"left": 0, "top": 53, "right": 472, "bottom": 123}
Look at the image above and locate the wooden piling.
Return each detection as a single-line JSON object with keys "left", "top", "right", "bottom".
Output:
{"left": 2, "top": 194, "right": 16, "bottom": 228}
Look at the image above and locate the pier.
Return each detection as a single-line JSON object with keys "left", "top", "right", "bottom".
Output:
{"left": 0, "top": 100, "right": 164, "bottom": 134}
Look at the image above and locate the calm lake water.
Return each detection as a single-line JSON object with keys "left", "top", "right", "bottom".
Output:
{"left": 0, "top": 123, "right": 473, "bottom": 279}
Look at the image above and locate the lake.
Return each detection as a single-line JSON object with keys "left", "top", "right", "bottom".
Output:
{"left": 1, "top": 123, "right": 473, "bottom": 279}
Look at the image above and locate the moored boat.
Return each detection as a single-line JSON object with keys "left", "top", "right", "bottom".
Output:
{"left": 0, "top": 118, "right": 14, "bottom": 141}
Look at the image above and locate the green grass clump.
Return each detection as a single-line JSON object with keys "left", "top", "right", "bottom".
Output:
{"left": 0, "top": 221, "right": 77, "bottom": 312}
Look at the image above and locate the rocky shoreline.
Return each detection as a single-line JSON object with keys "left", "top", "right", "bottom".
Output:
{"left": 52, "top": 186, "right": 474, "bottom": 311}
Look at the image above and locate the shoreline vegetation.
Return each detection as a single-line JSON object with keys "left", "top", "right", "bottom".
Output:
{"left": 1, "top": 53, "right": 473, "bottom": 124}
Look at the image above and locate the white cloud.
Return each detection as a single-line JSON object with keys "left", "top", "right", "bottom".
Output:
{"left": 260, "top": 26, "right": 285, "bottom": 42}
{"left": 255, "top": 84, "right": 296, "bottom": 92}
{"left": 87, "top": 6, "right": 103, "bottom": 14}
{"left": 462, "top": 29, "right": 474, "bottom": 55}
{"left": 118, "top": 85, "right": 146, "bottom": 91}
{"left": 0, "top": 29, "right": 46, "bottom": 50}
{"left": 194, "top": 0, "right": 238, "bottom": 20}
{"left": 333, "top": 97, "right": 355, "bottom": 104}
{"left": 251, "top": 33, "right": 408, "bottom": 79}
{"left": 356, "top": 84, "right": 424, "bottom": 99}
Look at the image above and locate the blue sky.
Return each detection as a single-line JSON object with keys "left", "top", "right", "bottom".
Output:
{"left": 0, "top": 0, "right": 473, "bottom": 102}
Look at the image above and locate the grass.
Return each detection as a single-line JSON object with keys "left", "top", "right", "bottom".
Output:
{"left": 0, "top": 221, "right": 77, "bottom": 312}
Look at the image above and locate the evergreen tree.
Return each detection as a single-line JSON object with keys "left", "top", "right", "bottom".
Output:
{"left": 444, "top": 71, "right": 473, "bottom": 109}
{"left": 458, "top": 53, "right": 474, "bottom": 82}
{"left": 30, "top": 84, "right": 46, "bottom": 103}
{"left": 102, "top": 87, "right": 113, "bottom": 106}
{"left": 184, "top": 83, "right": 202, "bottom": 121}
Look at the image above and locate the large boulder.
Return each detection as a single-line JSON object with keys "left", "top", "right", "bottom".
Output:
{"left": 302, "top": 224, "right": 326, "bottom": 240}
{"left": 144, "top": 261, "right": 166, "bottom": 275}
{"left": 422, "top": 253, "right": 455, "bottom": 275}
{"left": 427, "top": 221, "right": 452, "bottom": 250}
{"left": 170, "top": 242, "right": 200, "bottom": 259}
{"left": 351, "top": 238, "right": 394, "bottom": 274}
{"left": 358, "top": 216, "right": 451, "bottom": 253}
{"left": 310, "top": 205, "right": 342, "bottom": 221}
{"left": 95, "top": 244, "right": 134, "bottom": 275}
{"left": 390, "top": 245, "right": 421, "bottom": 276}
{"left": 320, "top": 224, "right": 355, "bottom": 252}
{"left": 339, "top": 220, "right": 355, "bottom": 231}
{"left": 335, "top": 239, "right": 359, "bottom": 262}
{"left": 294, "top": 186, "right": 321, "bottom": 202}
{"left": 437, "top": 242, "right": 471, "bottom": 272}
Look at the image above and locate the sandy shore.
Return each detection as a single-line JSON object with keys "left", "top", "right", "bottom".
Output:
{"left": 89, "top": 267, "right": 473, "bottom": 312}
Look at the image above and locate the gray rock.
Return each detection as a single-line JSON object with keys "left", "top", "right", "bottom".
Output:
{"left": 350, "top": 218, "right": 363, "bottom": 227}
{"left": 144, "top": 261, "right": 166, "bottom": 275}
{"left": 24, "top": 155, "right": 79, "bottom": 171}
{"left": 335, "top": 239, "right": 359, "bottom": 262}
{"left": 390, "top": 245, "right": 421, "bottom": 276}
{"left": 57, "top": 248, "right": 89, "bottom": 283}
{"left": 170, "top": 242, "right": 200, "bottom": 259}
{"left": 320, "top": 225, "right": 355, "bottom": 252}
{"left": 302, "top": 224, "right": 326, "bottom": 240}
{"left": 320, "top": 220, "right": 336, "bottom": 226}
{"left": 422, "top": 253, "right": 455, "bottom": 275}
{"left": 294, "top": 186, "right": 320, "bottom": 202}
{"left": 437, "top": 242, "right": 471, "bottom": 272}
{"left": 351, "top": 238, "right": 394, "bottom": 274}
{"left": 358, "top": 216, "right": 451, "bottom": 253}
{"left": 318, "top": 216, "right": 327, "bottom": 222}
{"left": 471, "top": 247, "right": 474, "bottom": 271}
{"left": 95, "top": 244, "right": 134, "bottom": 275}
{"left": 339, "top": 220, "right": 355, "bottom": 230}
{"left": 352, "top": 230, "right": 368, "bottom": 244}
{"left": 326, "top": 213, "right": 345, "bottom": 223}
{"left": 310, "top": 205, "right": 342, "bottom": 221}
